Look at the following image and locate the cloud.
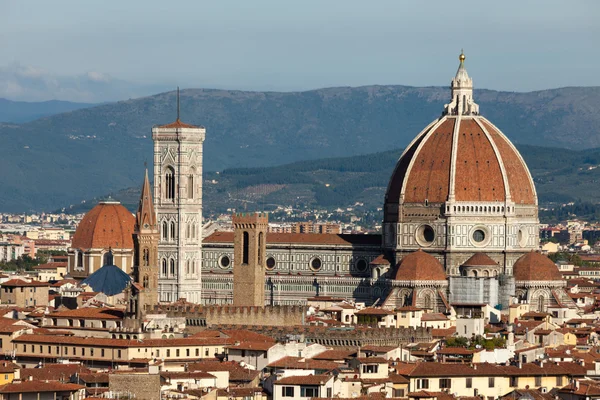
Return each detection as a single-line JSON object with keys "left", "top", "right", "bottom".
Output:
{"left": 0, "top": 62, "right": 170, "bottom": 102}
{"left": 86, "top": 71, "right": 112, "bottom": 83}
{"left": 14, "top": 65, "right": 46, "bottom": 79}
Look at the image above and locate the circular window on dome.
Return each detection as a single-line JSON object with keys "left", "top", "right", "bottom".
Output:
{"left": 310, "top": 257, "right": 322, "bottom": 271}
{"left": 218, "top": 255, "right": 231, "bottom": 269}
{"left": 473, "top": 229, "right": 486, "bottom": 243}
{"left": 265, "top": 256, "right": 276, "bottom": 270}
{"left": 416, "top": 224, "right": 435, "bottom": 246}
{"left": 356, "top": 259, "right": 368, "bottom": 272}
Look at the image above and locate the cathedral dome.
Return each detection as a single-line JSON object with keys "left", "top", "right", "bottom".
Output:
{"left": 513, "top": 251, "right": 562, "bottom": 281}
{"left": 71, "top": 200, "right": 135, "bottom": 250}
{"left": 384, "top": 53, "right": 537, "bottom": 223}
{"left": 395, "top": 250, "right": 446, "bottom": 281}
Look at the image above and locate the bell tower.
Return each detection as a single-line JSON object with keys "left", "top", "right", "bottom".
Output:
{"left": 153, "top": 89, "right": 205, "bottom": 303}
{"left": 132, "top": 168, "right": 159, "bottom": 316}
{"left": 232, "top": 212, "right": 268, "bottom": 307}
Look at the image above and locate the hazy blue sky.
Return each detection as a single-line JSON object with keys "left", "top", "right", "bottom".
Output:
{"left": 1, "top": 0, "right": 599, "bottom": 101}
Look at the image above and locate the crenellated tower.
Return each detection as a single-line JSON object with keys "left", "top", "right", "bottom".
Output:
{"left": 232, "top": 212, "right": 268, "bottom": 307}
{"left": 153, "top": 89, "right": 205, "bottom": 303}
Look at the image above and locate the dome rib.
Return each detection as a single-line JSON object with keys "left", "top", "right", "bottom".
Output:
{"left": 401, "top": 118, "right": 454, "bottom": 204}
{"left": 480, "top": 118, "right": 537, "bottom": 204}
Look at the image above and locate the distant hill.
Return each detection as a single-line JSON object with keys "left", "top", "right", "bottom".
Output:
{"left": 0, "top": 98, "right": 95, "bottom": 123}
{"left": 1, "top": 85, "right": 600, "bottom": 212}
{"left": 62, "top": 144, "right": 600, "bottom": 224}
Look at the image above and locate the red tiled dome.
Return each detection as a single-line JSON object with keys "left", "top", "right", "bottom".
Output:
{"left": 462, "top": 253, "right": 498, "bottom": 267}
{"left": 384, "top": 116, "right": 536, "bottom": 218}
{"left": 71, "top": 201, "right": 135, "bottom": 250}
{"left": 395, "top": 250, "right": 446, "bottom": 281}
{"left": 513, "top": 251, "right": 562, "bottom": 281}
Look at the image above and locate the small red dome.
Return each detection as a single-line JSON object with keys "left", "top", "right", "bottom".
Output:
{"left": 462, "top": 253, "right": 498, "bottom": 267}
{"left": 513, "top": 251, "right": 562, "bottom": 281}
{"left": 395, "top": 250, "right": 446, "bottom": 281}
{"left": 71, "top": 201, "right": 135, "bottom": 250}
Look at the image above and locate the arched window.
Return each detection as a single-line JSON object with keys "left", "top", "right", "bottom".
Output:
{"left": 162, "top": 259, "right": 167, "bottom": 276}
{"left": 162, "top": 222, "right": 168, "bottom": 240}
{"left": 142, "top": 248, "right": 149, "bottom": 266}
{"left": 242, "top": 231, "right": 249, "bottom": 264}
{"left": 186, "top": 224, "right": 190, "bottom": 239}
{"left": 192, "top": 260, "right": 195, "bottom": 274}
{"left": 77, "top": 251, "right": 83, "bottom": 268}
{"left": 103, "top": 252, "right": 111, "bottom": 266}
{"left": 186, "top": 260, "right": 190, "bottom": 275}
{"left": 143, "top": 275, "right": 149, "bottom": 288}
{"left": 170, "top": 221, "right": 176, "bottom": 240}
{"left": 258, "top": 232, "right": 264, "bottom": 265}
{"left": 423, "top": 294, "right": 432, "bottom": 310}
{"left": 191, "top": 224, "right": 196, "bottom": 239}
{"left": 165, "top": 166, "right": 176, "bottom": 200}
{"left": 538, "top": 295, "right": 545, "bottom": 312}
{"left": 170, "top": 259, "right": 175, "bottom": 276}
{"left": 187, "top": 174, "right": 194, "bottom": 199}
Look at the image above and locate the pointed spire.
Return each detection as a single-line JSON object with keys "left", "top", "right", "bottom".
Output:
{"left": 136, "top": 168, "right": 156, "bottom": 230}
{"left": 176, "top": 86, "right": 180, "bottom": 121}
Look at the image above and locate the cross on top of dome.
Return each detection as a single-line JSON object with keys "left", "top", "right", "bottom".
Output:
{"left": 444, "top": 50, "right": 479, "bottom": 116}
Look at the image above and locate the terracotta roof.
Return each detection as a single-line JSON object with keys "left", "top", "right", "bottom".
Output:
{"left": 0, "top": 380, "right": 84, "bottom": 394}
{"left": 462, "top": 253, "right": 498, "bottom": 267}
{"left": 204, "top": 231, "right": 381, "bottom": 246}
{"left": 71, "top": 201, "right": 135, "bottom": 250}
{"left": 370, "top": 254, "right": 391, "bottom": 265}
{"left": 187, "top": 361, "right": 259, "bottom": 382}
{"left": 32, "top": 262, "right": 67, "bottom": 270}
{"left": 395, "top": 250, "right": 447, "bottom": 281}
{"left": 384, "top": 115, "right": 536, "bottom": 211}
{"left": 273, "top": 374, "right": 333, "bottom": 385}
{"left": 1, "top": 279, "right": 48, "bottom": 287}
{"left": 356, "top": 307, "right": 394, "bottom": 316}
{"left": 157, "top": 119, "right": 198, "bottom": 129}
{"left": 421, "top": 313, "right": 449, "bottom": 321}
{"left": 77, "top": 373, "right": 109, "bottom": 384}
{"left": 431, "top": 328, "right": 456, "bottom": 338}
{"left": 161, "top": 371, "right": 215, "bottom": 380}
{"left": 47, "top": 307, "right": 124, "bottom": 320}
{"left": 14, "top": 334, "right": 234, "bottom": 348}
{"left": 313, "top": 349, "right": 357, "bottom": 360}
{"left": 513, "top": 251, "right": 563, "bottom": 281}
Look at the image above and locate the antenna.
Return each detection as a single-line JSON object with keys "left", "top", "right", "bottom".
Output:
{"left": 176, "top": 86, "right": 180, "bottom": 121}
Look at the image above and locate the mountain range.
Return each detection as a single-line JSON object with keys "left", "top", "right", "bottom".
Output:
{"left": 0, "top": 98, "right": 94, "bottom": 123}
{"left": 63, "top": 144, "right": 600, "bottom": 223}
{"left": 1, "top": 85, "right": 600, "bottom": 212}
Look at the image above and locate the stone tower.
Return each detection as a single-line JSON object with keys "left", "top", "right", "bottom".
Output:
{"left": 132, "top": 169, "right": 159, "bottom": 316}
{"left": 153, "top": 92, "right": 205, "bottom": 303}
{"left": 232, "top": 212, "right": 268, "bottom": 306}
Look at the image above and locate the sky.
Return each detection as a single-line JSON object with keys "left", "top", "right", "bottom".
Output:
{"left": 1, "top": 0, "right": 599, "bottom": 102}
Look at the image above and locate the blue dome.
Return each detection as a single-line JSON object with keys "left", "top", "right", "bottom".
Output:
{"left": 81, "top": 251, "right": 132, "bottom": 296}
